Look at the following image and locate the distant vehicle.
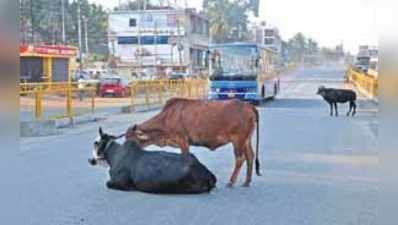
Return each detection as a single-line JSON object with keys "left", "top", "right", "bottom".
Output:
{"left": 369, "top": 57, "right": 378, "bottom": 72}
{"left": 72, "top": 71, "right": 100, "bottom": 86}
{"left": 99, "top": 75, "right": 129, "bottom": 97}
{"left": 169, "top": 71, "right": 189, "bottom": 80}
{"left": 354, "top": 46, "right": 378, "bottom": 74}
{"left": 354, "top": 56, "right": 370, "bottom": 73}
{"left": 131, "top": 71, "right": 145, "bottom": 80}
{"left": 208, "top": 42, "right": 280, "bottom": 104}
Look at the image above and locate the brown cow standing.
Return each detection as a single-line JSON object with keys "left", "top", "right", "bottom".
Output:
{"left": 126, "top": 98, "right": 261, "bottom": 187}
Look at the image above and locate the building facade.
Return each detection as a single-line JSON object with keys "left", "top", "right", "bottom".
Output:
{"left": 356, "top": 45, "right": 378, "bottom": 73}
{"left": 20, "top": 44, "right": 77, "bottom": 83}
{"left": 255, "top": 24, "right": 282, "bottom": 55}
{"left": 108, "top": 8, "right": 209, "bottom": 75}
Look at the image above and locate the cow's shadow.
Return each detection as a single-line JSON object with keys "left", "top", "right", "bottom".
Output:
{"left": 260, "top": 98, "right": 326, "bottom": 109}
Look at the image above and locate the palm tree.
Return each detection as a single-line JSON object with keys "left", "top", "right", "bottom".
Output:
{"left": 203, "top": 0, "right": 257, "bottom": 43}
{"left": 204, "top": 0, "right": 231, "bottom": 43}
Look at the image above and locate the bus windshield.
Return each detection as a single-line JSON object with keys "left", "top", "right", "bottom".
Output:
{"left": 210, "top": 45, "right": 258, "bottom": 79}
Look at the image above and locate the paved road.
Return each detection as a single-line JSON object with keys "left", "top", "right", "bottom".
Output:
{"left": 17, "top": 64, "right": 378, "bottom": 225}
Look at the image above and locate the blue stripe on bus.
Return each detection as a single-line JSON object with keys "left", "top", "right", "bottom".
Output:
{"left": 209, "top": 80, "right": 257, "bottom": 89}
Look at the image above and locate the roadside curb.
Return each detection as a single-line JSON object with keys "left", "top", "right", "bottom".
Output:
{"left": 20, "top": 120, "right": 59, "bottom": 137}
{"left": 20, "top": 113, "right": 102, "bottom": 137}
{"left": 121, "top": 103, "right": 163, "bottom": 113}
{"left": 20, "top": 104, "right": 164, "bottom": 137}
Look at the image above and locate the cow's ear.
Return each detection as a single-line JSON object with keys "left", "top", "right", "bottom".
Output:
{"left": 99, "top": 127, "right": 104, "bottom": 138}
{"left": 132, "top": 124, "right": 137, "bottom": 131}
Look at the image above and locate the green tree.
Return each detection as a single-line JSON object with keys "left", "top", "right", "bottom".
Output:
{"left": 20, "top": 0, "right": 109, "bottom": 57}
{"left": 115, "top": 0, "right": 160, "bottom": 10}
{"left": 286, "top": 33, "right": 320, "bottom": 63}
{"left": 306, "top": 38, "right": 319, "bottom": 55}
{"left": 203, "top": 0, "right": 259, "bottom": 43}
{"left": 203, "top": 0, "right": 231, "bottom": 43}
{"left": 287, "top": 32, "right": 306, "bottom": 62}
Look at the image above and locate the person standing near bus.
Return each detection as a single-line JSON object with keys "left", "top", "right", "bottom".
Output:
{"left": 78, "top": 75, "right": 85, "bottom": 101}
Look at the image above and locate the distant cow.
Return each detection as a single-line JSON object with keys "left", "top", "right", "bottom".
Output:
{"left": 88, "top": 127, "right": 216, "bottom": 194}
{"left": 316, "top": 86, "right": 357, "bottom": 116}
{"left": 126, "top": 98, "right": 260, "bottom": 187}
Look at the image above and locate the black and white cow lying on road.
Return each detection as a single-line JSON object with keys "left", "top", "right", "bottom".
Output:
{"left": 88, "top": 127, "right": 217, "bottom": 194}
{"left": 316, "top": 85, "right": 357, "bottom": 116}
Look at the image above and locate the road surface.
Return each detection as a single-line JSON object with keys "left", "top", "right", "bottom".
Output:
{"left": 17, "top": 64, "right": 378, "bottom": 225}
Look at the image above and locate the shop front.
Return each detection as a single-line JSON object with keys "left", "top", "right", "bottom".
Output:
{"left": 20, "top": 44, "right": 78, "bottom": 83}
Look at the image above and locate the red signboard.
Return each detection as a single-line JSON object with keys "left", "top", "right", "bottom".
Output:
{"left": 20, "top": 44, "right": 77, "bottom": 57}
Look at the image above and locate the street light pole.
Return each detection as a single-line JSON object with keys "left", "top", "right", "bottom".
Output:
{"left": 84, "top": 16, "right": 89, "bottom": 55}
{"left": 77, "top": 0, "right": 83, "bottom": 75}
{"left": 30, "top": 0, "right": 35, "bottom": 43}
{"left": 61, "top": 0, "right": 66, "bottom": 43}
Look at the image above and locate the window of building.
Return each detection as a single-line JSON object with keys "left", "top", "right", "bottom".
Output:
{"left": 156, "top": 36, "right": 169, "bottom": 44}
{"left": 167, "top": 14, "right": 177, "bottom": 27}
{"left": 264, "top": 38, "right": 274, "bottom": 45}
{"left": 141, "top": 36, "right": 155, "bottom": 45}
{"left": 118, "top": 36, "right": 138, "bottom": 44}
{"left": 118, "top": 36, "right": 170, "bottom": 45}
{"left": 129, "top": 18, "right": 137, "bottom": 27}
{"left": 204, "top": 21, "right": 209, "bottom": 35}
{"left": 264, "top": 29, "right": 274, "bottom": 37}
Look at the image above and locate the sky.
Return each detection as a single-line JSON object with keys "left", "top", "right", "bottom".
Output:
{"left": 90, "top": 0, "right": 380, "bottom": 53}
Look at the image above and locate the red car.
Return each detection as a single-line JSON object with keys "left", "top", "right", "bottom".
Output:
{"left": 99, "top": 76, "right": 129, "bottom": 97}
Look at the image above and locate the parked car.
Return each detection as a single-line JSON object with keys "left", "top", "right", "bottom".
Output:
{"left": 99, "top": 75, "right": 129, "bottom": 97}
{"left": 169, "top": 71, "right": 189, "bottom": 80}
{"left": 72, "top": 71, "right": 101, "bottom": 94}
{"left": 72, "top": 71, "right": 100, "bottom": 84}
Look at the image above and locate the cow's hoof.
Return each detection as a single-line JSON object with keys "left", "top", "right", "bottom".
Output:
{"left": 242, "top": 182, "right": 250, "bottom": 187}
{"left": 88, "top": 158, "right": 96, "bottom": 165}
{"left": 106, "top": 181, "right": 116, "bottom": 189}
{"left": 226, "top": 183, "right": 234, "bottom": 188}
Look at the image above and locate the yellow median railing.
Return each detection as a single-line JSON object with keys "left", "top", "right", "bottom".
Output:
{"left": 346, "top": 66, "right": 378, "bottom": 99}
{"left": 129, "top": 79, "right": 208, "bottom": 111}
{"left": 20, "top": 82, "right": 97, "bottom": 120}
{"left": 20, "top": 79, "right": 208, "bottom": 120}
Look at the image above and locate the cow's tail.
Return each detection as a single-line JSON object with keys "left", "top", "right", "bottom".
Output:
{"left": 253, "top": 106, "right": 261, "bottom": 176}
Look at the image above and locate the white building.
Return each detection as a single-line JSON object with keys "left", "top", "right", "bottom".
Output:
{"left": 355, "top": 45, "right": 378, "bottom": 73}
{"left": 255, "top": 23, "right": 282, "bottom": 55}
{"left": 108, "top": 8, "right": 209, "bottom": 74}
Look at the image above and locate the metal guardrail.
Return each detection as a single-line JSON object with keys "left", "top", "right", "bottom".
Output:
{"left": 346, "top": 66, "right": 378, "bottom": 99}
{"left": 20, "top": 79, "right": 208, "bottom": 120}
{"left": 20, "top": 82, "right": 97, "bottom": 120}
{"left": 129, "top": 79, "right": 208, "bottom": 111}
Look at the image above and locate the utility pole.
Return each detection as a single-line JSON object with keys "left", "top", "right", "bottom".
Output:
{"left": 20, "top": 0, "right": 26, "bottom": 44}
{"left": 137, "top": 0, "right": 142, "bottom": 72}
{"left": 154, "top": 21, "right": 158, "bottom": 65}
{"left": 170, "top": 31, "right": 175, "bottom": 67}
{"left": 176, "top": 11, "right": 183, "bottom": 68}
{"left": 84, "top": 16, "right": 89, "bottom": 55}
{"left": 61, "top": 0, "right": 66, "bottom": 43}
{"left": 77, "top": 0, "right": 83, "bottom": 75}
{"left": 30, "top": 0, "right": 35, "bottom": 43}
